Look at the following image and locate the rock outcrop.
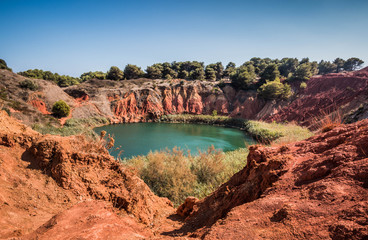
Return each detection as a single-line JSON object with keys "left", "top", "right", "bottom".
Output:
{"left": 1, "top": 68, "right": 368, "bottom": 127}
{"left": 62, "top": 67, "right": 368, "bottom": 125}
{"left": 171, "top": 119, "right": 368, "bottom": 239}
{"left": 0, "top": 111, "right": 173, "bottom": 238}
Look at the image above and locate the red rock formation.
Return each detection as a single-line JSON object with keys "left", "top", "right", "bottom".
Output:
{"left": 23, "top": 201, "right": 152, "bottom": 240}
{"left": 265, "top": 68, "right": 368, "bottom": 125}
{"left": 0, "top": 111, "right": 173, "bottom": 238}
{"left": 62, "top": 68, "right": 368, "bottom": 125}
{"left": 29, "top": 98, "right": 51, "bottom": 114}
{"left": 171, "top": 120, "right": 368, "bottom": 239}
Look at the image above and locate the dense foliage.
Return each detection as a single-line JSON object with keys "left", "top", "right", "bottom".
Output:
{"left": 124, "top": 64, "right": 144, "bottom": 79}
{"left": 18, "top": 69, "right": 81, "bottom": 87}
{"left": 52, "top": 100, "right": 70, "bottom": 118}
{"left": 125, "top": 146, "right": 248, "bottom": 206}
{"left": 80, "top": 71, "right": 106, "bottom": 81}
{"left": 19, "top": 79, "right": 39, "bottom": 91}
{"left": 258, "top": 79, "right": 291, "bottom": 100}
{"left": 5, "top": 56, "right": 365, "bottom": 91}
{"left": 0, "top": 59, "right": 12, "bottom": 71}
{"left": 106, "top": 66, "right": 124, "bottom": 80}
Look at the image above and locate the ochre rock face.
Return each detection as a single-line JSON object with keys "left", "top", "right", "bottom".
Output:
{"left": 29, "top": 98, "right": 51, "bottom": 115}
{"left": 175, "top": 119, "right": 368, "bottom": 239}
{"left": 0, "top": 111, "right": 173, "bottom": 238}
{"left": 63, "top": 68, "right": 367, "bottom": 125}
{"left": 23, "top": 201, "right": 152, "bottom": 240}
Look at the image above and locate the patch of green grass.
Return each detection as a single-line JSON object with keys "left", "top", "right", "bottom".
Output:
{"left": 247, "top": 120, "right": 313, "bottom": 144}
{"left": 32, "top": 117, "right": 109, "bottom": 137}
{"left": 161, "top": 114, "right": 313, "bottom": 144}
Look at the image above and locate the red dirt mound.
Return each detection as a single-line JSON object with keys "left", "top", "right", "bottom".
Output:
{"left": 23, "top": 200, "right": 152, "bottom": 240}
{"left": 265, "top": 70, "right": 368, "bottom": 125}
{"left": 0, "top": 110, "right": 174, "bottom": 238}
{"left": 172, "top": 120, "right": 368, "bottom": 239}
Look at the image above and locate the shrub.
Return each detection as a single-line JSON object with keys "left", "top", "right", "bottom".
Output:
{"left": 212, "top": 110, "right": 218, "bottom": 117}
{"left": 300, "top": 82, "right": 307, "bottom": 89}
{"left": 127, "top": 147, "right": 197, "bottom": 205}
{"left": 106, "top": 66, "right": 124, "bottom": 80}
{"left": 0, "top": 59, "right": 12, "bottom": 71}
{"left": 19, "top": 79, "right": 39, "bottom": 91}
{"left": 258, "top": 79, "right": 292, "bottom": 100}
{"left": 52, "top": 100, "right": 70, "bottom": 118}
{"left": 125, "top": 146, "right": 249, "bottom": 206}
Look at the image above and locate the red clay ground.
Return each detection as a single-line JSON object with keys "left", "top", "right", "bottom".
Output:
{"left": 1, "top": 110, "right": 367, "bottom": 239}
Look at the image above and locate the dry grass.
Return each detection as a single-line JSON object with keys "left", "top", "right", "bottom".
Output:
{"left": 312, "top": 109, "right": 344, "bottom": 133}
{"left": 123, "top": 146, "right": 249, "bottom": 206}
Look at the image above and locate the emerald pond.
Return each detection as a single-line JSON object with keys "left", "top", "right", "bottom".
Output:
{"left": 94, "top": 122, "right": 254, "bottom": 159}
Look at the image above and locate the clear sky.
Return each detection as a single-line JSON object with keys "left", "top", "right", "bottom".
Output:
{"left": 1, "top": 0, "right": 367, "bottom": 77}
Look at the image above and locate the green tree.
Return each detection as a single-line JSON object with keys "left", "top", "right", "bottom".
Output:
{"left": 80, "top": 71, "right": 106, "bottom": 81}
{"left": 223, "top": 62, "right": 236, "bottom": 78}
{"left": 0, "top": 59, "right": 12, "bottom": 71}
{"left": 279, "top": 58, "right": 299, "bottom": 77}
{"left": 19, "top": 79, "right": 39, "bottom": 91}
{"left": 258, "top": 79, "right": 292, "bottom": 100}
{"left": 206, "top": 62, "right": 224, "bottom": 80}
{"left": 106, "top": 66, "right": 124, "bottom": 80}
{"left": 231, "top": 65, "right": 257, "bottom": 89}
{"left": 260, "top": 63, "right": 280, "bottom": 84}
{"left": 124, "top": 64, "right": 144, "bottom": 79}
{"left": 52, "top": 100, "right": 70, "bottom": 118}
{"left": 333, "top": 58, "right": 346, "bottom": 73}
{"left": 178, "top": 70, "right": 189, "bottom": 79}
{"left": 146, "top": 63, "right": 163, "bottom": 79}
{"left": 190, "top": 67, "right": 205, "bottom": 80}
{"left": 343, "top": 57, "right": 364, "bottom": 71}
{"left": 162, "top": 62, "right": 178, "bottom": 79}
{"left": 292, "top": 63, "right": 313, "bottom": 81}
{"left": 205, "top": 67, "right": 216, "bottom": 81}
{"left": 318, "top": 60, "right": 337, "bottom": 75}
{"left": 18, "top": 69, "right": 81, "bottom": 87}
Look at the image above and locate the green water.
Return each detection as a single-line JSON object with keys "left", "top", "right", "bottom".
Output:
{"left": 94, "top": 122, "right": 254, "bottom": 159}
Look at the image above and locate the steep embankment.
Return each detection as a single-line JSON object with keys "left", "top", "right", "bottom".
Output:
{"left": 265, "top": 67, "right": 368, "bottom": 125}
{"left": 173, "top": 120, "right": 368, "bottom": 239}
{"left": 1, "top": 102, "right": 367, "bottom": 239}
{"left": 63, "top": 67, "right": 368, "bottom": 125}
{"left": 0, "top": 111, "right": 173, "bottom": 239}
{"left": 1, "top": 68, "right": 368, "bottom": 127}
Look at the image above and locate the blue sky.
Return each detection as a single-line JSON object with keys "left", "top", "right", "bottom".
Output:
{"left": 1, "top": 0, "right": 367, "bottom": 76}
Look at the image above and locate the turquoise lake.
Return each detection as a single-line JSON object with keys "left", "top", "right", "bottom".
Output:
{"left": 94, "top": 123, "right": 254, "bottom": 159}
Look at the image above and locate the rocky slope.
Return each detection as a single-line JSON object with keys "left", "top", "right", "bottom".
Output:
{"left": 173, "top": 119, "right": 368, "bottom": 239}
{"left": 0, "top": 108, "right": 367, "bottom": 239}
{"left": 1, "top": 109, "right": 368, "bottom": 239}
{"left": 0, "top": 111, "right": 173, "bottom": 239}
{"left": 2, "top": 67, "right": 368, "bottom": 127}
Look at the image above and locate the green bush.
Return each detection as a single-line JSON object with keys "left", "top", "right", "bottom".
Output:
{"left": 0, "top": 59, "right": 12, "bottom": 71}
{"left": 19, "top": 79, "right": 39, "bottom": 91}
{"left": 258, "top": 79, "right": 292, "bottom": 100}
{"left": 125, "top": 146, "right": 249, "bottom": 206}
{"left": 300, "top": 82, "right": 307, "bottom": 89}
{"left": 52, "top": 100, "right": 70, "bottom": 118}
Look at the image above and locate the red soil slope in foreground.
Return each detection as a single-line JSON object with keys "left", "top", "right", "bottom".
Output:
{"left": 0, "top": 110, "right": 173, "bottom": 239}
{"left": 0, "top": 109, "right": 367, "bottom": 239}
{"left": 174, "top": 120, "right": 368, "bottom": 239}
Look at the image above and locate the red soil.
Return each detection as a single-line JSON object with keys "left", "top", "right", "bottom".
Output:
{"left": 174, "top": 119, "right": 368, "bottom": 239}
{"left": 265, "top": 68, "right": 368, "bottom": 125}
{"left": 28, "top": 99, "right": 51, "bottom": 114}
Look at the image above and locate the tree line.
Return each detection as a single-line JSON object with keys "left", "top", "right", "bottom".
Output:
{"left": 1, "top": 57, "right": 364, "bottom": 88}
